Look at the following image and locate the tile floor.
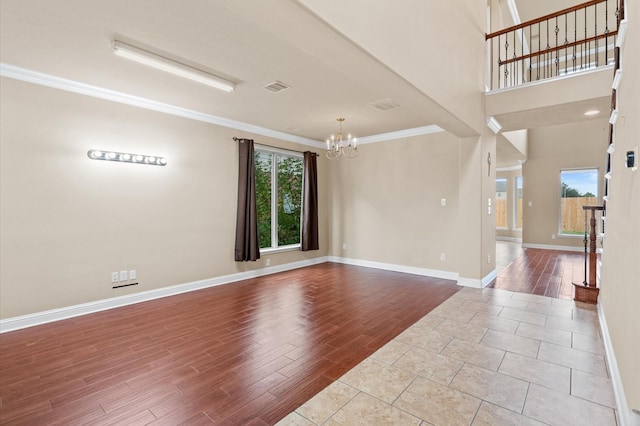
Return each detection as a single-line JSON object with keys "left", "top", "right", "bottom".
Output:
{"left": 276, "top": 287, "right": 617, "bottom": 426}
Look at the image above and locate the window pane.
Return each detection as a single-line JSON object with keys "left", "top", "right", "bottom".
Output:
{"left": 255, "top": 151, "right": 272, "bottom": 248}
{"left": 560, "top": 169, "right": 598, "bottom": 235}
{"left": 515, "top": 176, "right": 523, "bottom": 229}
{"left": 496, "top": 178, "right": 507, "bottom": 228}
{"left": 277, "top": 155, "right": 302, "bottom": 246}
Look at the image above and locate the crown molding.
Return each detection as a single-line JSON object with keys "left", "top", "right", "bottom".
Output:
{"left": 355, "top": 125, "right": 444, "bottom": 144}
{"left": 1, "top": 63, "right": 450, "bottom": 147}
{"left": 496, "top": 164, "right": 523, "bottom": 172}
{"left": 0, "top": 63, "right": 323, "bottom": 148}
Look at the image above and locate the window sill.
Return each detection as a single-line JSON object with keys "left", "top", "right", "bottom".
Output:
{"left": 260, "top": 244, "right": 301, "bottom": 255}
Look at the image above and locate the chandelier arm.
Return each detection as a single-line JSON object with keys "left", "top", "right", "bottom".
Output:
{"left": 326, "top": 117, "right": 356, "bottom": 160}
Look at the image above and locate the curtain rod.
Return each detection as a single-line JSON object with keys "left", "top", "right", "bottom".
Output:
{"left": 233, "top": 137, "right": 317, "bottom": 156}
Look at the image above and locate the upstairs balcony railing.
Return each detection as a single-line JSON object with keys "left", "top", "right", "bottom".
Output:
{"left": 486, "top": 0, "right": 625, "bottom": 90}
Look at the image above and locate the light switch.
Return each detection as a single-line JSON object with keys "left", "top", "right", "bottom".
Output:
{"left": 111, "top": 272, "right": 119, "bottom": 283}
{"left": 119, "top": 270, "right": 128, "bottom": 281}
{"left": 129, "top": 270, "right": 137, "bottom": 280}
{"left": 441, "top": 198, "right": 447, "bottom": 207}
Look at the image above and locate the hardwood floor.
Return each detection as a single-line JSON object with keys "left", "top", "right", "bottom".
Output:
{"left": 0, "top": 263, "right": 460, "bottom": 425}
{"left": 489, "top": 244, "right": 589, "bottom": 300}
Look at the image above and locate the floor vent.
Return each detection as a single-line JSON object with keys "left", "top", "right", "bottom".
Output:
{"left": 263, "top": 81, "right": 290, "bottom": 93}
{"left": 113, "top": 282, "right": 139, "bottom": 289}
{"left": 367, "top": 98, "right": 401, "bottom": 112}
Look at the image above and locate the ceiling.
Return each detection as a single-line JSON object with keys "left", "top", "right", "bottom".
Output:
{"left": 1, "top": 0, "right": 604, "bottom": 162}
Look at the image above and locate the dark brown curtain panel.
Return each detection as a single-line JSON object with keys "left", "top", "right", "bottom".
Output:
{"left": 301, "top": 151, "right": 319, "bottom": 251}
{"left": 234, "top": 138, "right": 260, "bottom": 261}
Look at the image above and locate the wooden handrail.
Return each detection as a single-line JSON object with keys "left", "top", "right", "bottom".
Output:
{"left": 486, "top": 0, "right": 608, "bottom": 40}
{"left": 498, "top": 30, "right": 618, "bottom": 66}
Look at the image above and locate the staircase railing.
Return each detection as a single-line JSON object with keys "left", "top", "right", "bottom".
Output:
{"left": 486, "top": 0, "right": 624, "bottom": 90}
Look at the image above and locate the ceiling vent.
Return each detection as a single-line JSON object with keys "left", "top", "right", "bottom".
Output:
{"left": 367, "top": 98, "right": 401, "bottom": 112}
{"left": 264, "top": 81, "right": 290, "bottom": 93}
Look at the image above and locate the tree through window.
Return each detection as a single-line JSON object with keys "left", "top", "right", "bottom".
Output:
{"left": 255, "top": 148, "right": 303, "bottom": 250}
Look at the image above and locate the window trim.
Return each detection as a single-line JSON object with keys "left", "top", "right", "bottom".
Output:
{"left": 558, "top": 167, "right": 599, "bottom": 238}
{"left": 255, "top": 144, "right": 303, "bottom": 253}
{"left": 495, "top": 177, "right": 509, "bottom": 230}
{"left": 513, "top": 175, "right": 523, "bottom": 230}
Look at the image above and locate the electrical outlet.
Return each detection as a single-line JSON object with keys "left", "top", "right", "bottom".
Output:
{"left": 111, "top": 272, "right": 119, "bottom": 283}
{"left": 552, "top": 234, "right": 556, "bottom": 239}
{"left": 487, "top": 255, "right": 491, "bottom": 264}
{"left": 342, "top": 243, "right": 347, "bottom": 250}
{"left": 119, "top": 270, "right": 128, "bottom": 281}
{"left": 266, "top": 259, "right": 271, "bottom": 266}
{"left": 129, "top": 270, "right": 136, "bottom": 280}
{"left": 440, "top": 253, "right": 446, "bottom": 261}
{"left": 441, "top": 198, "right": 447, "bottom": 207}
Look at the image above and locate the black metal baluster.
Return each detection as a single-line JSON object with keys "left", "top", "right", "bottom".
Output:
{"left": 546, "top": 20, "right": 549, "bottom": 79}
{"left": 605, "top": 0, "right": 609, "bottom": 65}
{"left": 513, "top": 30, "right": 517, "bottom": 86}
{"left": 555, "top": 16, "right": 560, "bottom": 76}
{"left": 537, "top": 22, "right": 541, "bottom": 80}
{"left": 504, "top": 35, "right": 509, "bottom": 88}
{"left": 574, "top": 11, "right": 577, "bottom": 72}
{"left": 490, "top": 36, "right": 494, "bottom": 90}
{"left": 584, "top": 7, "right": 591, "bottom": 69}
{"left": 584, "top": 7, "right": 588, "bottom": 69}
{"left": 529, "top": 25, "right": 532, "bottom": 82}
{"left": 522, "top": 26, "right": 525, "bottom": 83}
{"left": 565, "top": 13, "right": 569, "bottom": 75}
{"left": 595, "top": 1, "right": 598, "bottom": 67}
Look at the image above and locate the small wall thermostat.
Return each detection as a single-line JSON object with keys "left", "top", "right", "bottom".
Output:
{"left": 626, "top": 147, "right": 638, "bottom": 171}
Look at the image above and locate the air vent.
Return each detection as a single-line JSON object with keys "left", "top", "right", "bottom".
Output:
{"left": 264, "top": 81, "right": 290, "bottom": 92}
{"left": 367, "top": 98, "right": 401, "bottom": 112}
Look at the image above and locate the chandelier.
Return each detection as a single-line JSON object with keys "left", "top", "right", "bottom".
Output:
{"left": 326, "top": 118, "right": 358, "bottom": 159}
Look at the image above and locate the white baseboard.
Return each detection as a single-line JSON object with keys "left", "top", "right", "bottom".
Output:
{"left": 0, "top": 256, "right": 495, "bottom": 334}
{"left": 599, "top": 302, "right": 639, "bottom": 426}
{"left": 327, "top": 256, "right": 459, "bottom": 281}
{"left": 0, "top": 256, "right": 329, "bottom": 334}
{"left": 458, "top": 269, "right": 497, "bottom": 289}
{"left": 496, "top": 237, "right": 522, "bottom": 243}
{"left": 522, "top": 243, "right": 583, "bottom": 252}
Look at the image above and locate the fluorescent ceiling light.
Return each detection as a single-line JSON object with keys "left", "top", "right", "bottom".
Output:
{"left": 113, "top": 41, "right": 235, "bottom": 92}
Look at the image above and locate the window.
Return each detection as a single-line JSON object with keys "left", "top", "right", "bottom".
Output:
{"left": 496, "top": 178, "right": 508, "bottom": 229}
{"left": 255, "top": 147, "right": 303, "bottom": 250}
{"left": 560, "top": 169, "right": 598, "bottom": 235}
{"left": 514, "top": 176, "right": 523, "bottom": 229}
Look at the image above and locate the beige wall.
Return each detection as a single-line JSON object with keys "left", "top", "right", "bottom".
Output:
{"left": 0, "top": 78, "right": 328, "bottom": 319}
{"left": 298, "top": 0, "right": 486, "bottom": 137}
{"left": 496, "top": 167, "right": 523, "bottom": 240}
{"left": 522, "top": 119, "right": 608, "bottom": 248}
{"left": 327, "top": 132, "right": 461, "bottom": 273}
{"left": 456, "top": 134, "right": 497, "bottom": 282}
{"left": 600, "top": 1, "right": 640, "bottom": 413}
